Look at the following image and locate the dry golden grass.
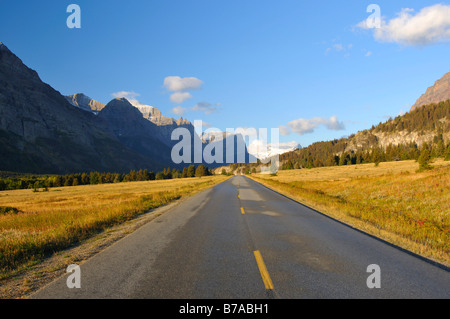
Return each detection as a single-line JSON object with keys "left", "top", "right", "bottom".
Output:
{"left": 0, "top": 176, "right": 229, "bottom": 275}
{"left": 251, "top": 159, "right": 450, "bottom": 266}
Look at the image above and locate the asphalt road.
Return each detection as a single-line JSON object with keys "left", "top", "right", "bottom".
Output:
{"left": 31, "top": 175, "right": 450, "bottom": 299}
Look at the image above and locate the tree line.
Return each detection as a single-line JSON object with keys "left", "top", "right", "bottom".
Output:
{"left": 276, "top": 101, "right": 450, "bottom": 170}
{"left": 373, "top": 100, "right": 450, "bottom": 134}
{"left": 0, "top": 164, "right": 213, "bottom": 192}
{"left": 279, "top": 139, "right": 450, "bottom": 170}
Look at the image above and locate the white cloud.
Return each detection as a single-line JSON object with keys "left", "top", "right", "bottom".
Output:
{"left": 287, "top": 118, "right": 320, "bottom": 135}
{"left": 170, "top": 92, "right": 192, "bottom": 104}
{"left": 326, "top": 116, "right": 346, "bottom": 131}
{"left": 365, "top": 51, "right": 373, "bottom": 57}
{"left": 163, "top": 76, "right": 203, "bottom": 92}
{"left": 287, "top": 116, "right": 345, "bottom": 136}
{"left": 171, "top": 106, "right": 186, "bottom": 116}
{"left": 358, "top": 4, "right": 450, "bottom": 46}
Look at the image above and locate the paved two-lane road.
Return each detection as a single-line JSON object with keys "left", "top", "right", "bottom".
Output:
{"left": 32, "top": 176, "right": 449, "bottom": 299}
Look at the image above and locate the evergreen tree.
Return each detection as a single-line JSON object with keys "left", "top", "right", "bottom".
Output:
{"left": 172, "top": 168, "right": 181, "bottom": 179}
{"left": 444, "top": 144, "right": 450, "bottom": 161}
{"left": 81, "top": 173, "right": 89, "bottom": 185}
{"left": 195, "top": 165, "right": 206, "bottom": 177}
{"left": 163, "top": 167, "right": 172, "bottom": 179}
{"left": 187, "top": 165, "right": 196, "bottom": 178}
{"left": 418, "top": 147, "right": 432, "bottom": 170}
{"left": 89, "top": 172, "right": 99, "bottom": 184}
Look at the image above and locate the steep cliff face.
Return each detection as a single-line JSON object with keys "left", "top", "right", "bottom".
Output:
{"left": 411, "top": 71, "right": 450, "bottom": 111}
{"left": 0, "top": 42, "right": 93, "bottom": 145}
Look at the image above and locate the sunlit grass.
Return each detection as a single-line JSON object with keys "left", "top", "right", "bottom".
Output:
{"left": 251, "top": 159, "right": 450, "bottom": 265}
{"left": 0, "top": 176, "right": 229, "bottom": 274}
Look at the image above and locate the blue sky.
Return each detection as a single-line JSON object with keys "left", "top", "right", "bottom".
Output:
{"left": 1, "top": 0, "right": 449, "bottom": 147}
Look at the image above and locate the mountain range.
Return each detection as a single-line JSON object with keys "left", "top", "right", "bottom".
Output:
{"left": 1, "top": 41, "right": 448, "bottom": 175}
{"left": 0, "top": 42, "right": 253, "bottom": 174}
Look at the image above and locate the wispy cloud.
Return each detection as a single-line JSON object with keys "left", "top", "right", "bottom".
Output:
{"left": 357, "top": 4, "right": 450, "bottom": 46}
{"left": 287, "top": 116, "right": 345, "bottom": 136}
{"left": 334, "top": 43, "right": 344, "bottom": 52}
{"left": 171, "top": 102, "right": 220, "bottom": 116}
{"left": 191, "top": 102, "right": 219, "bottom": 115}
{"left": 171, "top": 106, "right": 186, "bottom": 116}
{"left": 325, "top": 43, "right": 353, "bottom": 56}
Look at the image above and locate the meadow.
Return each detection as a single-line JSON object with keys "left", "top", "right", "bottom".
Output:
{"left": 0, "top": 175, "right": 229, "bottom": 276}
{"left": 251, "top": 159, "right": 450, "bottom": 266}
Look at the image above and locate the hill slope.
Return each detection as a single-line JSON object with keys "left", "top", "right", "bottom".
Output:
{"left": 411, "top": 70, "right": 450, "bottom": 111}
{"left": 278, "top": 100, "right": 450, "bottom": 169}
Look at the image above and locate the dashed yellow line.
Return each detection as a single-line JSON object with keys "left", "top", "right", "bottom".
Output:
{"left": 241, "top": 207, "right": 245, "bottom": 215}
{"left": 253, "top": 250, "right": 274, "bottom": 290}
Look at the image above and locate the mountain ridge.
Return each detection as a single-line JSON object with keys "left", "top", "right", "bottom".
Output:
{"left": 411, "top": 70, "right": 450, "bottom": 111}
{"left": 0, "top": 42, "right": 255, "bottom": 174}
{"left": 0, "top": 42, "right": 170, "bottom": 173}
{"left": 66, "top": 93, "right": 106, "bottom": 113}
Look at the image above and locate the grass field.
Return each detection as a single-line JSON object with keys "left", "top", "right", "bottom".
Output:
{"left": 0, "top": 175, "right": 229, "bottom": 276}
{"left": 251, "top": 159, "right": 450, "bottom": 266}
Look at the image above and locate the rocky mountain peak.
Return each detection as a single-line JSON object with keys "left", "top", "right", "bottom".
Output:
{"left": 100, "top": 98, "right": 155, "bottom": 125}
{"left": 0, "top": 41, "right": 40, "bottom": 81}
{"left": 411, "top": 70, "right": 450, "bottom": 111}
{"left": 103, "top": 98, "right": 140, "bottom": 114}
{"left": 0, "top": 41, "right": 9, "bottom": 51}
{"left": 65, "top": 93, "right": 105, "bottom": 112}
{"left": 135, "top": 104, "right": 190, "bottom": 126}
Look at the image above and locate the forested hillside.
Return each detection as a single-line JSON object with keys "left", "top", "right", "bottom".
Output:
{"left": 278, "top": 100, "right": 450, "bottom": 170}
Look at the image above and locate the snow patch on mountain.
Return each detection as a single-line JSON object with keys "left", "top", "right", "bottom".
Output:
{"left": 248, "top": 140, "right": 301, "bottom": 160}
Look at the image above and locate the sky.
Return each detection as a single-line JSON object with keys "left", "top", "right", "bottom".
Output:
{"left": 1, "top": 0, "right": 450, "bottom": 147}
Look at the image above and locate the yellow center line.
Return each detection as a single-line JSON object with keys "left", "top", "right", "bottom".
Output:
{"left": 241, "top": 207, "right": 245, "bottom": 214}
{"left": 253, "top": 250, "right": 274, "bottom": 290}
